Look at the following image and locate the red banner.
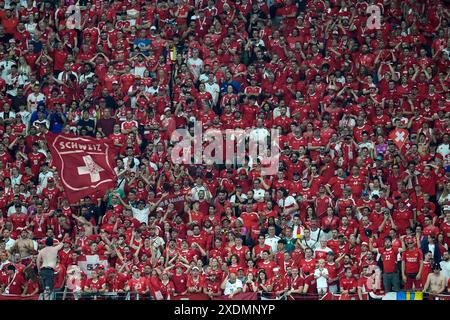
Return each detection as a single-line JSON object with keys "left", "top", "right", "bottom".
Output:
{"left": 0, "top": 294, "right": 39, "bottom": 300}
{"left": 288, "top": 294, "right": 321, "bottom": 300}
{"left": 171, "top": 293, "right": 209, "bottom": 300}
{"left": 321, "top": 292, "right": 368, "bottom": 300}
{"left": 212, "top": 292, "right": 258, "bottom": 300}
{"left": 428, "top": 294, "right": 450, "bottom": 300}
{"left": 46, "top": 133, "right": 119, "bottom": 203}
{"left": 388, "top": 128, "right": 409, "bottom": 149}
{"left": 170, "top": 292, "right": 258, "bottom": 300}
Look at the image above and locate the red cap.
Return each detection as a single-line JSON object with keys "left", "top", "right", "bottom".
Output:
{"left": 107, "top": 267, "right": 117, "bottom": 274}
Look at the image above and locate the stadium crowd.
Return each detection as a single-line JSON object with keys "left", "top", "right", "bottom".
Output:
{"left": 0, "top": 0, "right": 450, "bottom": 300}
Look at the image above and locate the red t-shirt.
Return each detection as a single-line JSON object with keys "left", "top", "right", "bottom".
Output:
{"left": 401, "top": 248, "right": 423, "bottom": 274}
{"left": 378, "top": 247, "right": 399, "bottom": 273}
{"left": 4, "top": 272, "right": 25, "bottom": 295}
{"left": 339, "top": 277, "right": 357, "bottom": 292}
{"left": 171, "top": 273, "right": 188, "bottom": 294}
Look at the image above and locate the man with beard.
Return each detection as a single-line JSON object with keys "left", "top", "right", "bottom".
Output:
{"left": 9, "top": 227, "right": 35, "bottom": 259}
{"left": 125, "top": 266, "right": 149, "bottom": 299}
{"left": 401, "top": 238, "right": 424, "bottom": 290}
{"left": 204, "top": 272, "right": 222, "bottom": 298}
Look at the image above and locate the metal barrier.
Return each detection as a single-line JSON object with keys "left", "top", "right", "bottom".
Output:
{"left": 0, "top": 291, "right": 379, "bottom": 301}
{"left": 53, "top": 291, "right": 155, "bottom": 300}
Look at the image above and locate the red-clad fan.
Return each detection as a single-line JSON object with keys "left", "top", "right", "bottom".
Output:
{"left": 401, "top": 238, "right": 424, "bottom": 291}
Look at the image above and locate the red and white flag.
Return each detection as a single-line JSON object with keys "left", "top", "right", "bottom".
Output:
{"left": 388, "top": 128, "right": 409, "bottom": 149}
{"left": 46, "top": 133, "right": 119, "bottom": 204}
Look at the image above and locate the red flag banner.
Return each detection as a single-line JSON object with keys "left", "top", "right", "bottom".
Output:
{"left": 388, "top": 128, "right": 409, "bottom": 149}
{"left": 212, "top": 292, "right": 258, "bottom": 300}
{"left": 46, "top": 133, "right": 119, "bottom": 203}
{"left": 320, "top": 292, "right": 368, "bottom": 300}
{"left": 170, "top": 292, "right": 258, "bottom": 300}
{"left": 288, "top": 293, "right": 321, "bottom": 300}
{"left": 171, "top": 293, "right": 210, "bottom": 300}
{"left": 428, "top": 294, "right": 450, "bottom": 300}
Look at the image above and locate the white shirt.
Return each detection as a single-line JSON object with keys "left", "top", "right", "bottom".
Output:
{"left": 310, "top": 228, "right": 323, "bottom": 243}
{"left": 230, "top": 193, "right": 247, "bottom": 204}
{"left": 7, "top": 206, "right": 27, "bottom": 217}
{"left": 273, "top": 107, "right": 290, "bottom": 119}
{"left": 10, "top": 174, "right": 22, "bottom": 188}
{"left": 358, "top": 141, "right": 374, "bottom": 151}
{"left": 278, "top": 196, "right": 296, "bottom": 210}
{"left": 249, "top": 128, "right": 270, "bottom": 144}
{"left": 187, "top": 57, "right": 203, "bottom": 80}
{"left": 123, "top": 157, "right": 140, "bottom": 173}
{"left": 131, "top": 207, "right": 151, "bottom": 224}
{"left": 145, "top": 86, "right": 159, "bottom": 95}
{"left": 78, "top": 72, "right": 95, "bottom": 85}
{"left": 0, "top": 60, "right": 16, "bottom": 80}
{"left": 6, "top": 73, "right": 27, "bottom": 97}
{"left": 205, "top": 82, "right": 220, "bottom": 105}
{"left": 4, "top": 238, "right": 15, "bottom": 252}
{"left": 133, "top": 66, "right": 147, "bottom": 77}
{"left": 440, "top": 260, "right": 450, "bottom": 282}
{"left": 264, "top": 235, "right": 281, "bottom": 253}
{"left": 38, "top": 171, "right": 54, "bottom": 191}
{"left": 314, "top": 267, "right": 329, "bottom": 288}
{"left": 437, "top": 143, "right": 450, "bottom": 160}
{"left": 223, "top": 279, "right": 243, "bottom": 295}
{"left": 27, "top": 92, "right": 46, "bottom": 112}
{"left": 0, "top": 110, "right": 15, "bottom": 120}
{"left": 301, "top": 237, "right": 320, "bottom": 250}
{"left": 253, "top": 188, "right": 265, "bottom": 201}
{"left": 57, "top": 70, "right": 78, "bottom": 82}
{"left": 191, "top": 185, "right": 207, "bottom": 201}
{"left": 0, "top": 259, "right": 11, "bottom": 271}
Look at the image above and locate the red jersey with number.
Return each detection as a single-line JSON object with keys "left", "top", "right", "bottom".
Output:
{"left": 378, "top": 247, "right": 399, "bottom": 273}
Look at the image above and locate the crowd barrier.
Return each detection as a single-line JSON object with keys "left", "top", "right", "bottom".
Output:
{"left": 427, "top": 293, "right": 450, "bottom": 301}
{"left": 0, "top": 294, "right": 40, "bottom": 300}
{"left": 2, "top": 291, "right": 447, "bottom": 300}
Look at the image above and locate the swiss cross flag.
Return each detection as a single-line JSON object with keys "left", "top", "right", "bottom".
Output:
{"left": 388, "top": 128, "right": 409, "bottom": 149}
{"left": 46, "top": 133, "right": 119, "bottom": 204}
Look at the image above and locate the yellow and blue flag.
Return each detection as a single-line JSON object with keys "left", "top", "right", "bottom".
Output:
{"left": 396, "top": 292, "right": 423, "bottom": 300}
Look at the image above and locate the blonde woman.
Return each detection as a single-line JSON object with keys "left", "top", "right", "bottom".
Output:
{"left": 17, "top": 56, "right": 31, "bottom": 78}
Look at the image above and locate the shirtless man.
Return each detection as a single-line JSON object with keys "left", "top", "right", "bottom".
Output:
{"left": 423, "top": 264, "right": 446, "bottom": 295}
{"left": 72, "top": 210, "right": 96, "bottom": 236}
{"left": 37, "top": 238, "right": 64, "bottom": 299}
{"left": 9, "top": 228, "right": 35, "bottom": 258}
